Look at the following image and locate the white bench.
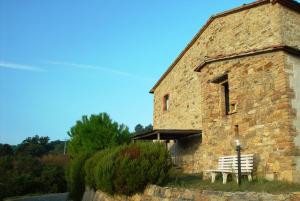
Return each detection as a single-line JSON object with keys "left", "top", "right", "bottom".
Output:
{"left": 206, "top": 154, "right": 254, "bottom": 184}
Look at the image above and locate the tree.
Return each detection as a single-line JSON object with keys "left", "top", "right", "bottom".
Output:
{"left": 15, "top": 135, "right": 51, "bottom": 157}
{"left": 23, "top": 135, "right": 49, "bottom": 145}
{"left": 48, "top": 140, "right": 65, "bottom": 155}
{"left": 67, "top": 113, "right": 131, "bottom": 159}
{"left": 133, "top": 124, "right": 153, "bottom": 135}
{"left": 134, "top": 124, "right": 144, "bottom": 133}
{"left": 0, "top": 136, "right": 68, "bottom": 200}
{"left": 0, "top": 144, "right": 13, "bottom": 157}
{"left": 144, "top": 124, "right": 153, "bottom": 131}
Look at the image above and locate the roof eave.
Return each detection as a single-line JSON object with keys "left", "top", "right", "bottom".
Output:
{"left": 194, "top": 45, "right": 300, "bottom": 72}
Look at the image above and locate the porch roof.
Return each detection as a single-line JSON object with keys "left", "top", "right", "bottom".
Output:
{"left": 131, "top": 129, "right": 201, "bottom": 140}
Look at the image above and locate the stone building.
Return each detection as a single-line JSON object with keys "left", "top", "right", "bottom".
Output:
{"left": 133, "top": 0, "right": 300, "bottom": 183}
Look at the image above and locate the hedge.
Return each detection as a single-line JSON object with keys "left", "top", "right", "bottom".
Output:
{"left": 113, "top": 142, "right": 170, "bottom": 195}
{"left": 66, "top": 153, "right": 90, "bottom": 201}
{"left": 66, "top": 142, "right": 171, "bottom": 200}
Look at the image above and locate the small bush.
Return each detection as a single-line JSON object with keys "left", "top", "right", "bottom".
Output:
{"left": 94, "top": 148, "right": 120, "bottom": 194}
{"left": 66, "top": 153, "right": 90, "bottom": 201}
{"left": 89, "top": 142, "right": 171, "bottom": 196}
{"left": 85, "top": 147, "right": 120, "bottom": 191}
{"left": 84, "top": 151, "right": 105, "bottom": 189}
{"left": 112, "top": 143, "right": 166, "bottom": 195}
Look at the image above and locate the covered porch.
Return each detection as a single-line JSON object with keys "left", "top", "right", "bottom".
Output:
{"left": 132, "top": 129, "right": 202, "bottom": 168}
{"left": 132, "top": 129, "right": 201, "bottom": 141}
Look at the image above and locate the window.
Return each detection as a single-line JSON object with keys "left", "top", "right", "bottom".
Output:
{"left": 210, "top": 73, "right": 230, "bottom": 115}
{"left": 222, "top": 81, "right": 230, "bottom": 115}
{"left": 163, "top": 94, "right": 169, "bottom": 111}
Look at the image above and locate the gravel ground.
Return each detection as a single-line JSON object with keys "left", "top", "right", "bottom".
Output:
{"left": 5, "top": 193, "right": 69, "bottom": 201}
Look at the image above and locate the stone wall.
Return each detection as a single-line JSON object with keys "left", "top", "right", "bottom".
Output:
{"left": 199, "top": 51, "right": 298, "bottom": 182}
{"left": 168, "top": 135, "right": 202, "bottom": 173}
{"left": 82, "top": 185, "right": 300, "bottom": 201}
{"left": 151, "top": 0, "right": 300, "bottom": 182}
{"left": 281, "top": 6, "right": 300, "bottom": 49}
{"left": 153, "top": 2, "right": 284, "bottom": 130}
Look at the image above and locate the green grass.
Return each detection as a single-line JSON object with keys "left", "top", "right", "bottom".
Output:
{"left": 163, "top": 173, "right": 300, "bottom": 193}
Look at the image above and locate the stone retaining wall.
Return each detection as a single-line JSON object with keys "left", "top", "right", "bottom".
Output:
{"left": 82, "top": 185, "right": 300, "bottom": 201}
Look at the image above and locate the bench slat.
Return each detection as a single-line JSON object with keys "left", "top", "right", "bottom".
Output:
{"left": 210, "top": 154, "right": 254, "bottom": 174}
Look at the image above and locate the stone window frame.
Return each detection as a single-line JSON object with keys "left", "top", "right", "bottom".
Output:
{"left": 163, "top": 94, "right": 170, "bottom": 112}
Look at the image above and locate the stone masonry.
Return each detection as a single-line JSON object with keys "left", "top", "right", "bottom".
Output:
{"left": 150, "top": 0, "right": 300, "bottom": 182}
{"left": 82, "top": 185, "right": 300, "bottom": 201}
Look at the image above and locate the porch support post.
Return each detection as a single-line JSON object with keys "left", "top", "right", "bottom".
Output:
{"left": 157, "top": 133, "right": 160, "bottom": 142}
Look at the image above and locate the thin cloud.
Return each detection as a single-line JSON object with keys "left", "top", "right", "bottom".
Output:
{"left": 43, "top": 60, "right": 154, "bottom": 81}
{"left": 0, "top": 61, "right": 47, "bottom": 72}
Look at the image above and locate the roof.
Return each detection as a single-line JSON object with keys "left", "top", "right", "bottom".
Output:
{"left": 131, "top": 129, "right": 201, "bottom": 140}
{"left": 149, "top": 0, "right": 300, "bottom": 93}
{"left": 194, "top": 45, "right": 300, "bottom": 72}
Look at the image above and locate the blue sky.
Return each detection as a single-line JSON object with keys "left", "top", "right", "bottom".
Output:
{"left": 0, "top": 0, "right": 258, "bottom": 144}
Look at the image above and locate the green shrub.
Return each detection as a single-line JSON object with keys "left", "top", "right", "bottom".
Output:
{"left": 140, "top": 142, "right": 171, "bottom": 185}
{"left": 40, "top": 165, "right": 67, "bottom": 193}
{"left": 66, "top": 113, "right": 132, "bottom": 199}
{"left": 113, "top": 154, "right": 146, "bottom": 195}
{"left": 66, "top": 153, "right": 90, "bottom": 201}
{"left": 113, "top": 142, "right": 171, "bottom": 195}
{"left": 87, "top": 142, "right": 171, "bottom": 196}
{"left": 94, "top": 148, "right": 120, "bottom": 194}
{"left": 84, "top": 152, "right": 103, "bottom": 189}
{"left": 84, "top": 148, "right": 120, "bottom": 191}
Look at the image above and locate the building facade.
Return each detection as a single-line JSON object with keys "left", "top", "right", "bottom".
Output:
{"left": 135, "top": 0, "right": 300, "bottom": 183}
